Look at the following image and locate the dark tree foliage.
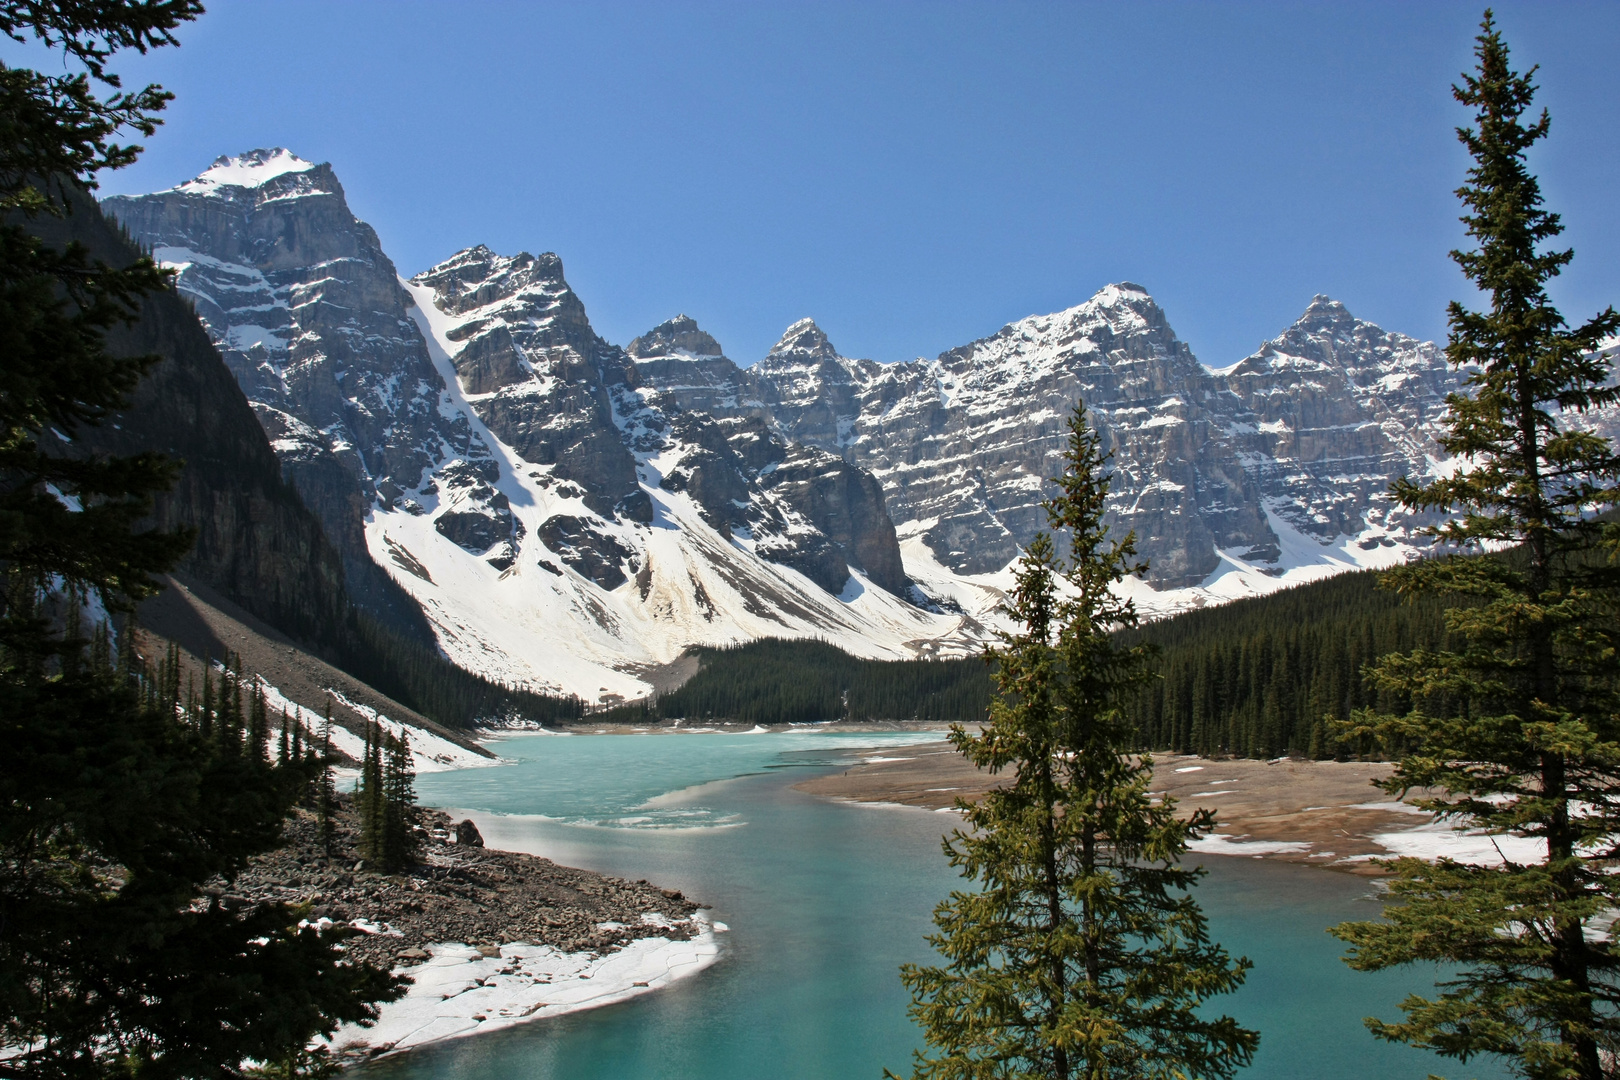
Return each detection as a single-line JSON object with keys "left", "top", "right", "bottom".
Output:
{"left": 315, "top": 700, "right": 336, "bottom": 855}
{"left": 1123, "top": 569, "right": 1453, "bottom": 759}
{"left": 1330, "top": 14, "right": 1620, "bottom": 1080}
{"left": 0, "top": 37, "right": 188, "bottom": 636}
{"left": 0, "top": 1, "right": 202, "bottom": 215}
{"left": 0, "top": 4, "right": 405, "bottom": 1077}
{"left": 356, "top": 721, "right": 418, "bottom": 873}
{"left": 597, "top": 637, "right": 993, "bottom": 726}
{"left": 893, "top": 405, "right": 1256, "bottom": 1080}
{"left": 4, "top": 635, "right": 406, "bottom": 1079}
{"left": 357, "top": 721, "right": 383, "bottom": 865}
{"left": 382, "top": 730, "right": 418, "bottom": 870}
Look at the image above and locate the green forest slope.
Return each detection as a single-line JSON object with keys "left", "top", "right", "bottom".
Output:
{"left": 1119, "top": 569, "right": 1447, "bottom": 758}
{"left": 598, "top": 568, "right": 1452, "bottom": 755}
{"left": 597, "top": 638, "right": 994, "bottom": 726}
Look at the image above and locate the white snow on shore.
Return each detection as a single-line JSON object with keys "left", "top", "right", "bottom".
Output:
{"left": 1368, "top": 818, "right": 1549, "bottom": 866}
{"left": 1187, "top": 833, "right": 1313, "bottom": 857}
{"left": 328, "top": 915, "right": 723, "bottom": 1057}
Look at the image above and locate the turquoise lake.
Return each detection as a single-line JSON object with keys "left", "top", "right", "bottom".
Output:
{"left": 362, "top": 729, "right": 1506, "bottom": 1080}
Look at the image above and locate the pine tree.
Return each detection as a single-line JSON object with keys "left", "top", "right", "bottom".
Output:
{"left": 0, "top": 6, "right": 405, "bottom": 1076}
{"left": 219, "top": 654, "right": 244, "bottom": 751}
{"left": 358, "top": 719, "right": 384, "bottom": 865}
{"left": 892, "top": 404, "right": 1257, "bottom": 1080}
{"left": 317, "top": 700, "right": 336, "bottom": 857}
{"left": 381, "top": 731, "right": 418, "bottom": 871}
{"left": 249, "top": 674, "right": 270, "bottom": 763}
{"left": 277, "top": 705, "right": 290, "bottom": 768}
{"left": 1330, "top": 14, "right": 1620, "bottom": 1080}
{"left": 198, "top": 657, "right": 215, "bottom": 740}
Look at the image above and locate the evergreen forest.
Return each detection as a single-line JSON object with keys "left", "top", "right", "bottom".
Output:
{"left": 1120, "top": 568, "right": 1451, "bottom": 759}
{"left": 596, "top": 637, "right": 994, "bottom": 726}
{"left": 597, "top": 567, "right": 1459, "bottom": 760}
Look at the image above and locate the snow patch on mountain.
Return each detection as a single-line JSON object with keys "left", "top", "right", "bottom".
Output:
{"left": 252, "top": 676, "right": 496, "bottom": 774}
{"left": 175, "top": 148, "right": 316, "bottom": 192}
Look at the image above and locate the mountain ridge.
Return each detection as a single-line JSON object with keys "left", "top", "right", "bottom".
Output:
{"left": 103, "top": 148, "right": 1518, "bottom": 702}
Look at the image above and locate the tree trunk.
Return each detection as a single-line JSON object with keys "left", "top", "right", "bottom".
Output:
{"left": 1038, "top": 750, "right": 1069, "bottom": 1080}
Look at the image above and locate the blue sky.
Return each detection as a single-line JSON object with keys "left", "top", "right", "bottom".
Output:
{"left": 56, "top": 1, "right": 1620, "bottom": 367}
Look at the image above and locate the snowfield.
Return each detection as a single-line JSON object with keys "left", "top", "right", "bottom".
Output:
{"left": 327, "top": 916, "right": 724, "bottom": 1059}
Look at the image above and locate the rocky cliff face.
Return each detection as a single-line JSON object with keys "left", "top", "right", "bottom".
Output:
{"left": 409, "top": 245, "right": 648, "bottom": 528}
{"left": 738, "top": 288, "right": 1273, "bottom": 586}
{"left": 102, "top": 150, "right": 493, "bottom": 622}
{"left": 34, "top": 186, "right": 359, "bottom": 647}
{"left": 626, "top": 315, "right": 769, "bottom": 420}
{"left": 391, "top": 254, "right": 947, "bottom": 698}
{"left": 1218, "top": 295, "right": 1461, "bottom": 549}
{"left": 723, "top": 288, "right": 1473, "bottom": 593}
{"left": 404, "top": 247, "right": 906, "bottom": 596}
{"left": 106, "top": 153, "right": 936, "bottom": 701}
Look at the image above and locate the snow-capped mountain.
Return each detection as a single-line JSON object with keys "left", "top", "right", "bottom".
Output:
{"left": 753, "top": 286, "right": 1273, "bottom": 586}
{"left": 105, "top": 149, "right": 1536, "bottom": 700}
{"left": 640, "top": 287, "right": 1468, "bottom": 605}
{"left": 384, "top": 245, "right": 954, "bottom": 699}
{"left": 101, "top": 149, "right": 489, "bottom": 623}
{"left": 105, "top": 154, "right": 965, "bottom": 699}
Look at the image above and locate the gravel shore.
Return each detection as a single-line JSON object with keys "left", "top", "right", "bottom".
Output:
{"left": 231, "top": 793, "right": 705, "bottom": 972}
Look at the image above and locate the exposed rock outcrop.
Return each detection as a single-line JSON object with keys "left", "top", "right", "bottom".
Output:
{"left": 231, "top": 797, "right": 703, "bottom": 973}
{"left": 737, "top": 287, "right": 1471, "bottom": 589}
{"left": 34, "top": 186, "right": 358, "bottom": 644}
{"left": 411, "top": 246, "right": 650, "bottom": 524}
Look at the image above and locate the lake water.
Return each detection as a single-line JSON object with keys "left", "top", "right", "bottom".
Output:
{"left": 362, "top": 729, "right": 1505, "bottom": 1080}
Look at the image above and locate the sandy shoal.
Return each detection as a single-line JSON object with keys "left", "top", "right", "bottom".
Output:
{"left": 795, "top": 743, "right": 1430, "bottom": 875}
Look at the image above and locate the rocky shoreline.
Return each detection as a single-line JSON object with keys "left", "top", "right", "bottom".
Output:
{"left": 232, "top": 793, "right": 705, "bottom": 973}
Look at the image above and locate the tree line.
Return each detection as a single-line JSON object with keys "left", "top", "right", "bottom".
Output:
{"left": 588, "top": 572, "right": 1460, "bottom": 757}
{"left": 595, "top": 637, "right": 994, "bottom": 726}
{"left": 1121, "top": 569, "right": 1453, "bottom": 759}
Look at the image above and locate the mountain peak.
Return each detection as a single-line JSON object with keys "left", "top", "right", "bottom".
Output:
{"left": 175, "top": 148, "right": 317, "bottom": 192}
{"left": 1091, "top": 281, "right": 1154, "bottom": 306}
{"left": 1299, "top": 294, "right": 1350, "bottom": 321}
{"left": 1281, "top": 295, "right": 1372, "bottom": 348}
{"left": 767, "top": 318, "right": 838, "bottom": 364}
{"left": 627, "top": 314, "right": 725, "bottom": 360}
{"left": 419, "top": 246, "right": 566, "bottom": 285}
